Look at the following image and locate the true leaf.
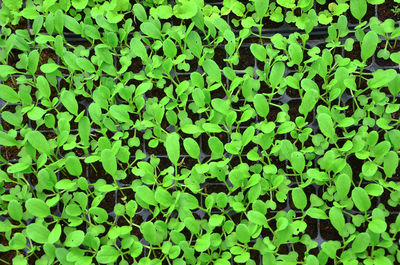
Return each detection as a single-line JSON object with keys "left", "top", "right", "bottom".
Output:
{"left": 8, "top": 200, "right": 23, "bottom": 221}
{"left": 60, "top": 90, "right": 78, "bottom": 115}
{"left": 361, "top": 31, "right": 379, "bottom": 62}
{"left": 65, "top": 156, "right": 82, "bottom": 177}
{"left": 292, "top": 188, "right": 307, "bottom": 210}
{"left": 96, "top": 246, "right": 119, "bottom": 264}
{"left": 165, "top": 133, "right": 180, "bottom": 165}
{"left": 329, "top": 207, "right": 345, "bottom": 233}
{"left": 183, "top": 138, "right": 200, "bottom": 159}
{"left": 253, "top": 94, "right": 269, "bottom": 118}
{"left": 26, "top": 223, "right": 50, "bottom": 244}
{"left": 0, "top": 84, "right": 19, "bottom": 103}
{"left": 101, "top": 149, "right": 117, "bottom": 176}
{"left": 317, "top": 113, "right": 335, "bottom": 138}
{"left": 26, "top": 131, "right": 51, "bottom": 155}
{"left": 255, "top": 0, "right": 269, "bottom": 18}
{"left": 352, "top": 187, "right": 371, "bottom": 212}
{"left": 350, "top": 0, "right": 367, "bottom": 21}
{"left": 25, "top": 198, "right": 50, "bottom": 218}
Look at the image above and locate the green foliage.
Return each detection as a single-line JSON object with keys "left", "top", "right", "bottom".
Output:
{"left": 0, "top": 1, "right": 399, "bottom": 264}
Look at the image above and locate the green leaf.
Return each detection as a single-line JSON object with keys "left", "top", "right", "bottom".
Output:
{"left": 209, "top": 136, "right": 224, "bottom": 159}
{"left": 64, "top": 15, "right": 81, "bottom": 34}
{"left": 155, "top": 187, "right": 174, "bottom": 207}
{"left": 0, "top": 65, "right": 18, "bottom": 79}
{"left": 209, "top": 214, "right": 225, "bottom": 227}
{"left": 384, "top": 151, "right": 398, "bottom": 178}
{"left": 270, "top": 61, "right": 285, "bottom": 88}
{"left": 140, "top": 21, "right": 161, "bottom": 39}
{"left": 9, "top": 233, "right": 26, "bottom": 250}
{"left": 362, "top": 161, "right": 377, "bottom": 177}
{"left": 174, "top": 1, "right": 198, "bottom": 19}
{"left": 203, "top": 59, "right": 221, "bottom": 83}
{"left": 109, "top": 105, "right": 131, "bottom": 123}
{"left": 236, "top": 224, "right": 250, "bottom": 243}
{"left": 292, "top": 187, "right": 307, "bottom": 210}
{"left": 77, "top": 57, "right": 95, "bottom": 73}
{"left": 48, "top": 224, "right": 61, "bottom": 244}
{"left": 78, "top": 116, "right": 90, "bottom": 146}
{"left": 299, "top": 89, "right": 319, "bottom": 115}
{"left": 142, "top": 222, "right": 159, "bottom": 245}
{"left": 195, "top": 234, "right": 210, "bottom": 252}
{"left": 8, "top": 200, "right": 23, "bottom": 221}
{"left": 26, "top": 131, "right": 51, "bottom": 155}
{"left": 247, "top": 210, "right": 267, "bottom": 226}
{"left": 136, "top": 185, "right": 157, "bottom": 206}
{"left": 72, "top": 0, "right": 88, "bottom": 9}
{"left": 306, "top": 208, "right": 328, "bottom": 220}
{"left": 28, "top": 50, "right": 39, "bottom": 74}
{"left": 336, "top": 174, "right": 351, "bottom": 200}
{"left": 26, "top": 198, "right": 50, "bottom": 218}
{"left": 163, "top": 38, "right": 177, "bottom": 58}
{"left": 96, "top": 246, "right": 120, "bottom": 264}
{"left": 250, "top": 44, "right": 267, "bottom": 62}
{"left": 40, "top": 63, "right": 59, "bottom": 73}
{"left": 290, "top": 152, "right": 305, "bottom": 173}
{"left": 0, "top": 131, "right": 18, "bottom": 146}
{"left": 253, "top": 94, "right": 269, "bottom": 118}
{"left": 361, "top": 31, "right": 379, "bottom": 62}
{"left": 64, "top": 230, "right": 84, "bottom": 247}
{"left": 165, "top": 133, "right": 180, "bottom": 165}
{"left": 368, "top": 219, "right": 387, "bottom": 234}
{"left": 352, "top": 187, "right": 371, "bottom": 212}
{"left": 152, "top": 5, "right": 173, "bottom": 19}
{"left": 277, "top": 121, "right": 295, "bottom": 134}
{"left": 350, "top": 0, "right": 367, "bottom": 21}
{"left": 352, "top": 232, "right": 370, "bottom": 253}
{"left": 183, "top": 138, "right": 200, "bottom": 159}
{"left": 60, "top": 90, "right": 78, "bottom": 115}
{"left": 65, "top": 156, "right": 82, "bottom": 177}
{"left": 0, "top": 84, "right": 19, "bottom": 103}
{"left": 255, "top": 0, "right": 269, "bottom": 18}
{"left": 101, "top": 149, "right": 117, "bottom": 176}
{"left": 132, "top": 4, "right": 147, "bottom": 22}
{"left": 26, "top": 223, "right": 50, "bottom": 244}
{"left": 317, "top": 113, "right": 335, "bottom": 138}
{"left": 36, "top": 76, "right": 51, "bottom": 99}
{"left": 288, "top": 43, "right": 303, "bottom": 65}
{"left": 329, "top": 207, "right": 345, "bottom": 233}
{"left": 187, "top": 31, "right": 202, "bottom": 58}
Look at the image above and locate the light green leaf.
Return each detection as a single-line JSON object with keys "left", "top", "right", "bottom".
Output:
{"left": 101, "top": 149, "right": 117, "bottom": 176}
{"left": 96, "top": 246, "right": 120, "bottom": 264}
{"left": 0, "top": 84, "right": 19, "bottom": 103}
{"left": 352, "top": 187, "right": 371, "bottom": 212}
{"left": 317, "top": 113, "right": 335, "bottom": 138}
{"left": 60, "top": 90, "right": 78, "bottom": 115}
{"left": 25, "top": 198, "right": 50, "bottom": 218}
{"left": 253, "top": 94, "right": 269, "bottom": 118}
{"left": 165, "top": 133, "right": 180, "bottom": 165}
{"left": 26, "top": 131, "right": 51, "bottom": 155}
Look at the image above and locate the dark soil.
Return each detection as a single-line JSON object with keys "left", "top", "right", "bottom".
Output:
{"left": 262, "top": 17, "right": 284, "bottom": 29}
{"left": 127, "top": 57, "right": 144, "bottom": 73}
{"left": 378, "top": 0, "right": 400, "bottom": 21}
{"left": 236, "top": 46, "right": 255, "bottom": 70}
{"left": 87, "top": 162, "right": 115, "bottom": 184}
{"left": 319, "top": 220, "right": 341, "bottom": 240}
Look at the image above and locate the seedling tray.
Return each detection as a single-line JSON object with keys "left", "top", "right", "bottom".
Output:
{"left": 1, "top": 0, "right": 400, "bottom": 264}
